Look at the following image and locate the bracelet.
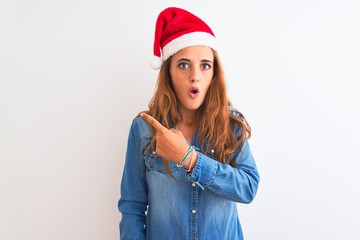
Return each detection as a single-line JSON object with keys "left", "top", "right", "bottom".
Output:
{"left": 176, "top": 145, "right": 193, "bottom": 167}
{"left": 184, "top": 148, "right": 195, "bottom": 172}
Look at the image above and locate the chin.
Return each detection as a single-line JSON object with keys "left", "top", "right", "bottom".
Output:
{"left": 179, "top": 99, "right": 204, "bottom": 111}
{"left": 188, "top": 104, "right": 202, "bottom": 111}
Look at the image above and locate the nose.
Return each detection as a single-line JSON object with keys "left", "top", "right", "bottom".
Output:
{"left": 190, "top": 66, "right": 201, "bottom": 83}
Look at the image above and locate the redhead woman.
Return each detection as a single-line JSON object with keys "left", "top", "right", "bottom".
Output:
{"left": 118, "top": 7, "right": 260, "bottom": 240}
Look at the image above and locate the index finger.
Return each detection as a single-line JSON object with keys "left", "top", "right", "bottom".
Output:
{"left": 140, "top": 113, "right": 168, "bottom": 132}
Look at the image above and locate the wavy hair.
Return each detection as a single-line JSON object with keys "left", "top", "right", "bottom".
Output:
{"left": 138, "top": 50, "right": 251, "bottom": 173}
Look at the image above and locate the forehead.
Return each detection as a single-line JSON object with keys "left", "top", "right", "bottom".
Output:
{"left": 172, "top": 45, "right": 214, "bottom": 60}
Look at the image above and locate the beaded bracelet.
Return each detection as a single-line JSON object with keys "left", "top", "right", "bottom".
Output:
{"left": 184, "top": 148, "right": 195, "bottom": 172}
{"left": 176, "top": 145, "right": 194, "bottom": 167}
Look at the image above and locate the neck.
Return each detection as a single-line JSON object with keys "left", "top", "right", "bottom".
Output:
{"left": 178, "top": 107, "right": 198, "bottom": 126}
{"left": 176, "top": 108, "right": 199, "bottom": 144}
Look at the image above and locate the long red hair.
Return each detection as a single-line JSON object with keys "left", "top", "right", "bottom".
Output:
{"left": 138, "top": 50, "right": 251, "bottom": 172}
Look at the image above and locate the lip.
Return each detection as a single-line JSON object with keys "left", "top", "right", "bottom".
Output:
{"left": 188, "top": 86, "right": 200, "bottom": 99}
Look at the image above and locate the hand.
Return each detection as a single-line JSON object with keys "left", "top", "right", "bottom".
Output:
{"left": 140, "top": 113, "right": 189, "bottom": 163}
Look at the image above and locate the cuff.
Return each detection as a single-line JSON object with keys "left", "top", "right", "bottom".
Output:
{"left": 186, "top": 152, "right": 218, "bottom": 188}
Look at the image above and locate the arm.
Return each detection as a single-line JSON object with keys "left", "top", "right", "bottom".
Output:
{"left": 187, "top": 140, "right": 260, "bottom": 204}
{"left": 118, "top": 120, "right": 148, "bottom": 239}
{"left": 139, "top": 112, "right": 259, "bottom": 203}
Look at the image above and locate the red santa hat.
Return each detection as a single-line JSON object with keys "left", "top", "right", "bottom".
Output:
{"left": 150, "top": 7, "right": 217, "bottom": 70}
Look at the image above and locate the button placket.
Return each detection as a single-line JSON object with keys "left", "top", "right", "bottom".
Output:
{"left": 189, "top": 176, "right": 199, "bottom": 239}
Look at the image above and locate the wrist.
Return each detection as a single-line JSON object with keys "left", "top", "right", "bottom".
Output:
{"left": 176, "top": 145, "right": 192, "bottom": 167}
{"left": 184, "top": 149, "right": 198, "bottom": 173}
{"left": 178, "top": 144, "right": 190, "bottom": 163}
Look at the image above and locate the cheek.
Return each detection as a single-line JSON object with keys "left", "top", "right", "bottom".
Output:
{"left": 171, "top": 79, "right": 185, "bottom": 97}
{"left": 171, "top": 73, "right": 187, "bottom": 90}
{"left": 204, "top": 71, "right": 213, "bottom": 85}
{"left": 203, "top": 78, "right": 213, "bottom": 91}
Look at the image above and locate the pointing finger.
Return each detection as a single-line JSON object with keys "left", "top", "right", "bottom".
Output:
{"left": 140, "top": 113, "right": 168, "bottom": 132}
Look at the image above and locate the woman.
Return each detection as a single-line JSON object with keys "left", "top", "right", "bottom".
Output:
{"left": 118, "top": 7, "right": 260, "bottom": 240}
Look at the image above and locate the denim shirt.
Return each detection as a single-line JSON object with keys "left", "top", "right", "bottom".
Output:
{"left": 118, "top": 112, "right": 260, "bottom": 240}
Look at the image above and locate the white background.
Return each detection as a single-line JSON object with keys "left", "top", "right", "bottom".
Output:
{"left": 1, "top": 0, "right": 360, "bottom": 239}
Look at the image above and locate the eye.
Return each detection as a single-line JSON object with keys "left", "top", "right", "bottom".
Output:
{"left": 178, "top": 62, "right": 189, "bottom": 69}
{"left": 201, "top": 63, "right": 212, "bottom": 70}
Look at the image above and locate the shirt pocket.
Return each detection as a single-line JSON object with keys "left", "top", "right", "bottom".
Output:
{"left": 144, "top": 150, "right": 180, "bottom": 174}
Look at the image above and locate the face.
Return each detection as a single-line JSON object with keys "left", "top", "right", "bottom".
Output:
{"left": 169, "top": 45, "right": 214, "bottom": 115}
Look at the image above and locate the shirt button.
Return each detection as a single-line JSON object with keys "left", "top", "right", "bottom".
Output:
{"left": 192, "top": 183, "right": 196, "bottom": 187}
{"left": 192, "top": 209, "right": 197, "bottom": 214}
{"left": 211, "top": 149, "right": 215, "bottom": 154}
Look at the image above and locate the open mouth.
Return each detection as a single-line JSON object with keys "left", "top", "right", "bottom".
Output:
{"left": 191, "top": 89, "right": 198, "bottom": 94}
{"left": 189, "top": 87, "right": 199, "bottom": 98}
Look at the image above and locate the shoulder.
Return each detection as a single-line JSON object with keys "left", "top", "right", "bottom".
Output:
{"left": 228, "top": 105, "right": 244, "bottom": 119}
{"left": 130, "top": 116, "right": 153, "bottom": 139}
{"left": 228, "top": 105, "right": 245, "bottom": 135}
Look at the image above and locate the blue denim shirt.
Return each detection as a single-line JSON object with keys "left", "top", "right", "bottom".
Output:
{"left": 118, "top": 112, "right": 260, "bottom": 240}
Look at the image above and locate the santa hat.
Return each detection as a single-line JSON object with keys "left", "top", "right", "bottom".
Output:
{"left": 150, "top": 7, "right": 217, "bottom": 70}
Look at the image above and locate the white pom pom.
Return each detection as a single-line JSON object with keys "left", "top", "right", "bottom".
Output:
{"left": 149, "top": 56, "right": 163, "bottom": 70}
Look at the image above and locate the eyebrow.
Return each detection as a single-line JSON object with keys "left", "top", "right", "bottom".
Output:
{"left": 176, "top": 58, "right": 213, "bottom": 64}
